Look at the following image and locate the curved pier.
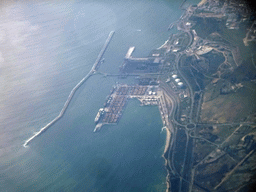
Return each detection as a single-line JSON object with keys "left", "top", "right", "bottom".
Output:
{"left": 23, "top": 31, "right": 115, "bottom": 147}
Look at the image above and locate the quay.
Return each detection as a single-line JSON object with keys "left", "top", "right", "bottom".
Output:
{"left": 125, "top": 46, "right": 135, "bottom": 59}
{"left": 94, "top": 84, "right": 171, "bottom": 132}
{"left": 124, "top": 46, "right": 152, "bottom": 63}
{"left": 24, "top": 31, "right": 115, "bottom": 147}
{"left": 94, "top": 84, "right": 153, "bottom": 132}
{"left": 120, "top": 46, "right": 163, "bottom": 74}
{"left": 124, "top": 47, "right": 150, "bottom": 63}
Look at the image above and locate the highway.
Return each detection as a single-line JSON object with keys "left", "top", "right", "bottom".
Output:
{"left": 159, "top": 84, "right": 179, "bottom": 178}
{"left": 160, "top": 82, "right": 193, "bottom": 191}
{"left": 162, "top": 26, "right": 209, "bottom": 191}
{"left": 157, "top": 2, "right": 254, "bottom": 191}
{"left": 158, "top": 25, "right": 201, "bottom": 190}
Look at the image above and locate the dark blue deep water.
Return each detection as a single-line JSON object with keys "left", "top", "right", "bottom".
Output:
{"left": 0, "top": 0, "right": 199, "bottom": 191}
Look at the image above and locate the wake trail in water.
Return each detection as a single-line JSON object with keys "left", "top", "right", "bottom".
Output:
{"left": 160, "top": 126, "right": 167, "bottom": 133}
{"left": 23, "top": 31, "right": 115, "bottom": 148}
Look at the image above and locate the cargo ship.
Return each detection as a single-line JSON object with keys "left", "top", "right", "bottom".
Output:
{"left": 94, "top": 108, "right": 104, "bottom": 123}
{"left": 103, "top": 96, "right": 112, "bottom": 107}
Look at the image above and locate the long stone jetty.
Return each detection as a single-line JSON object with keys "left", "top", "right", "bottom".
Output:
{"left": 23, "top": 31, "right": 115, "bottom": 147}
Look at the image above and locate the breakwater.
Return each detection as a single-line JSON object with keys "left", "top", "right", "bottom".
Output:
{"left": 23, "top": 31, "right": 115, "bottom": 147}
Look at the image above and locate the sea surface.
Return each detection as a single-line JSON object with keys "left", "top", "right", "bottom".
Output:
{"left": 0, "top": 0, "right": 199, "bottom": 191}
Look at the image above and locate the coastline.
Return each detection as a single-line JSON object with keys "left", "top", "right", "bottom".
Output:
{"left": 163, "top": 127, "right": 171, "bottom": 155}
{"left": 157, "top": 39, "right": 169, "bottom": 50}
{"left": 162, "top": 127, "right": 171, "bottom": 192}
{"left": 197, "top": 0, "right": 207, "bottom": 6}
{"left": 1, "top": 1, "right": 210, "bottom": 191}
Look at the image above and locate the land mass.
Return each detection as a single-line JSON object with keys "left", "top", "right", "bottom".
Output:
{"left": 94, "top": 0, "right": 256, "bottom": 191}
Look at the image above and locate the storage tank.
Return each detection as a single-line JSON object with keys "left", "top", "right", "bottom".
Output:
{"left": 172, "top": 74, "right": 178, "bottom": 78}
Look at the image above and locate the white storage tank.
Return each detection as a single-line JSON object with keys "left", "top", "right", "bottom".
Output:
{"left": 172, "top": 74, "right": 178, "bottom": 78}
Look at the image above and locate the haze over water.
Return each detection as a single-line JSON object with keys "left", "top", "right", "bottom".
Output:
{"left": 0, "top": 0, "right": 198, "bottom": 191}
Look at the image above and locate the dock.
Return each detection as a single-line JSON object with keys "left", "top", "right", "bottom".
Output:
{"left": 125, "top": 46, "right": 135, "bottom": 59}
{"left": 94, "top": 84, "right": 164, "bottom": 132}
{"left": 120, "top": 46, "right": 162, "bottom": 74}
{"left": 124, "top": 47, "right": 150, "bottom": 62}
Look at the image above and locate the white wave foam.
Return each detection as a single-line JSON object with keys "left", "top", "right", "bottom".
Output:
{"left": 23, "top": 31, "right": 114, "bottom": 147}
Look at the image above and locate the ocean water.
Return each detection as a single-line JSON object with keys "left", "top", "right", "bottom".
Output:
{"left": 0, "top": 0, "right": 199, "bottom": 191}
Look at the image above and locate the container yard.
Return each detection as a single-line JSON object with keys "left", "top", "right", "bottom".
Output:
{"left": 94, "top": 84, "right": 161, "bottom": 132}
